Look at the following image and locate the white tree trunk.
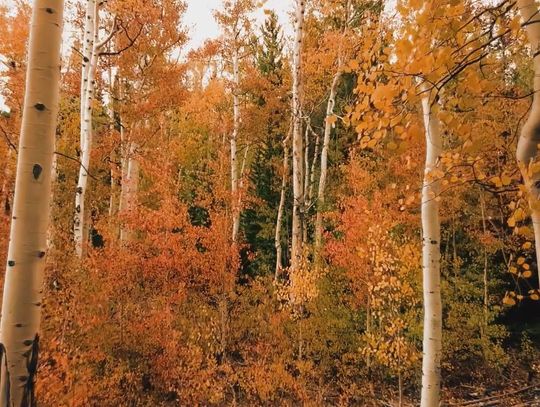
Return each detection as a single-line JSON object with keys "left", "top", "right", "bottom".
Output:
{"left": 275, "top": 125, "right": 292, "bottom": 279}
{"left": 308, "top": 124, "right": 320, "bottom": 205}
{"left": 315, "top": 70, "right": 341, "bottom": 253}
{"left": 517, "top": 0, "right": 540, "bottom": 283}
{"left": 291, "top": 0, "right": 305, "bottom": 271}
{"left": 79, "top": 0, "right": 96, "bottom": 147}
{"left": 0, "top": 1, "right": 64, "bottom": 405}
{"left": 74, "top": 1, "right": 99, "bottom": 258}
{"left": 231, "top": 49, "right": 241, "bottom": 244}
{"left": 303, "top": 117, "right": 311, "bottom": 209}
{"left": 420, "top": 86, "right": 443, "bottom": 407}
{"left": 303, "top": 118, "right": 310, "bottom": 244}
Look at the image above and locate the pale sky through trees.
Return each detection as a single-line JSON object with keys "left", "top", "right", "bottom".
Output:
{"left": 0, "top": 0, "right": 292, "bottom": 110}
{"left": 186, "top": 0, "right": 292, "bottom": 49}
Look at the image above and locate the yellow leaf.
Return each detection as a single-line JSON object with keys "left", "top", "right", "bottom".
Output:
{"left": 326, "top": 115, "right": 338, "bottom": 126}
{"left": 503, "top": 294, "right": 516, "bottom": 306}
{"left": 501, "top": 175, "right": 512, "bottom": 186}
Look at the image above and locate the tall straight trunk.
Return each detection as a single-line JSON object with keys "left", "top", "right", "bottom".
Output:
{"left": 275, "top": 125, "right": 292, "bottom": 279}
{"left": 107, "top": 62, "right": 117, "bottom": 218}
{"left": 231, "top": 49, "right": 241, "bottom": 244}
{"left": 517, "top": 0, "right": 540, "bottom": 283}
{"left": 74, "top": 1, "right": 99, "bottom": 258}
{"left": 420, "top": 86, "right": 443, "bottom": 407}
{"left": 79, "top": 0, "right": 96, "bottom": 147}
{"left": 291, "top": 0, "right": 305, "bottom": 271}
{"left": 303, "top": 119, "right": 310, "bottom": 244}
{"left": 315, "top": 70, "right": 341, "bottom": 255}
{"left": 0, "top": 1, "right": 64, "bottom": 405}
{"left": 303, "top": 117, "right": 311, "bottom": 208}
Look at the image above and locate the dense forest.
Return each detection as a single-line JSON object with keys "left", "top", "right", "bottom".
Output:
{"left": 0, "top": 0, "right": 540, "bottom": 406}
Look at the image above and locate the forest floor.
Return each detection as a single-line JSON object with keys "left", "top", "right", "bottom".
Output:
{"left": 445, "top": 383, "right": 540, "bottom": 407}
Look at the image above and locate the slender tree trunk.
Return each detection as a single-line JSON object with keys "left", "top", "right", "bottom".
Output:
{"left": 517, "top": 0, "right": 540, "bottom": 283}
{"left": 420, "top": 86, "right": 443, "bottom": 407}
{"left": 275, "top": 125, "right": 292, "bottom": 280}
{"left": 303, "top": 118, "right": 310, "bottom": 244}
{"left": 107, "top": 63, "right": 117, "bottom": 218}
{"left": 291, "top": 0, "right": 305, "bottom": 271}
{"left": 0, "top": 2, "right": 64, "bottom": 405}
{"left": 231, "top": 49, "right": 241, "bottom": 244}
{"left": 74, "top": 1, "right": 99, "bottom": 258}
{"left": 303, "top": 117, "right": 311, "bottom": 208}
{"left": 315, "top": 70, "right": 341, "bottom": 256}
{"left": 308, "top": 124, "right": 320, "bottom": 205}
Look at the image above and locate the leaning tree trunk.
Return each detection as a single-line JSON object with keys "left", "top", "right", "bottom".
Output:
{"left": 275, "top": 124, "right": 292, "bottom": 279}
{"left": 517, "top": 0, "right": 540, "bottom": 283}
{"left": 315, "top": 69, "right": 341, "bottom": 257}
{"left": 420, "top": 86, "right": 443, "bottom": 407}
{"left": 291, "top": 0, "right": 306, "bottom": 271}
{"left": 0, "top": 1, "right": 64, "bottom": 405}
{"left": 74, "top": 0, "right": 99, "bottom": 258}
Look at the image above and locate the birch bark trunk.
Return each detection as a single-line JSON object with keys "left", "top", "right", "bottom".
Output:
{"left": 0, "top": 1, "right": 64, "bottom": 405}
{"left": 74, "top": 1, "right": 99, "bottom": 258}
{"left": 231, "top": 48, "right": 241, "bottom": 244}
{"left": 420, "top": 86, "right": 443, "bottom": 407}
{"left": 291, "top": 0, "right": 305, "bottom": 271}
{"left": 517, "top": 0, "right": 540, "bottom": 283}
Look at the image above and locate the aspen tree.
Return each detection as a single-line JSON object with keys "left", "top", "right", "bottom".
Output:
{"left": 315, "top": 70, "right": 341, "bottom": 253}
{"left": 74, "top": 3, "right": 116, "bottom": 256}
{"left": 0, "top": 1, "right": 64, "bottom": 405}
{"left": 214, "top": 0, "right": 256, "bottom": 244}
{"left": 231, "top": 47, "right": 241, "bottom": 243}
{"left": 315, "top": 0, "right": 350, "bottom": 263}
{"left": 291, "top": 0, "right": 306, "bottom": 271}
{"left": 275, "top": 124, "right": 292, "bottom": 278}
{"left": 74, "top": 0, "right": 98, "bottom": 257}
{"left": 517, "top": 0, "right": 540, "bottom": 283}
{"left": 420, "top": 84, "right": 443, "bottom": 407}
